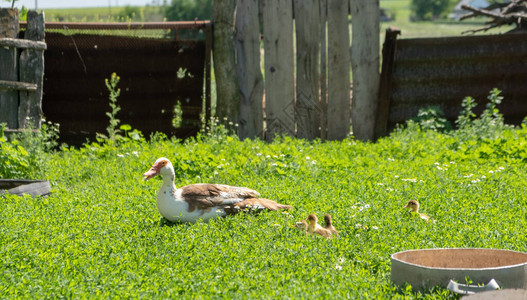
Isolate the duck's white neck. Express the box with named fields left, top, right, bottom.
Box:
left=161, top=173, right=177, bottom=190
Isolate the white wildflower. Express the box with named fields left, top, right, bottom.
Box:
left=402, top=178, right=417, bottom=183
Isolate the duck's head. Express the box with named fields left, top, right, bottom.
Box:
left=293, top=220, right=308, bottom=231
left=324, top=214, right=333, bottom=226
left=143, top=157, right=174, bottom=181
left=307, top=214, right=318, bottom=225
left=404, top=200, right=420, bottom=212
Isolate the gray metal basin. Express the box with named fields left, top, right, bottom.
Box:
left=391, top=248, right=527, bottom=291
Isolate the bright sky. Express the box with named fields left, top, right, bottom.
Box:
left=5, top=0, right=157, bottom=9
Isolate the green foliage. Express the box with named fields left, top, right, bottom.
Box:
left=96, top=73, right=142, bottom=144
left=0, top=120, right=59, bottom=179
left=454, top=88, right=512, bottom=141
left=410, top=106, right=451, bottom=132
left=165, top=0, right=213, bottom=21
left=411, top=0, right=453, bottom=20
left=0, top=124, right=29, bottom=179
left=172, top=101, right=183, bottom=129
left=118, top=5, right=141, bottom=20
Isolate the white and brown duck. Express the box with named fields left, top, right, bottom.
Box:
left=143, top=157, right=292, bottom=223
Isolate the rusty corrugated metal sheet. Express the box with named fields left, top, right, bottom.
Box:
left=33, top=23, right=210, bottom=146
left=383, top=32, right=527, bottom=133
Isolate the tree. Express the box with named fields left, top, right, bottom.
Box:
left=165, top=0, right=213, bottom=21
left=411, top=0, right=452, bottom=20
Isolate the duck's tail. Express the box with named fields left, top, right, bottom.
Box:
left=224, top=198, right=292, bottom=214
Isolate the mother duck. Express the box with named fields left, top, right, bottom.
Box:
left=143, top=157, right=292, bottom=223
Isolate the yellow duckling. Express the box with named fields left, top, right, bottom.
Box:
left=307, top=214, right=332, bottom=238
left=293, top=220, right=309, bottom=235
left=404, top=200, right=433, bottom=222
left=323, top=214, right=339, bottom=236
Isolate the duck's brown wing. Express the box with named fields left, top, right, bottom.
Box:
left=180, top=184, right=291, bottom=214
left=179, top=184, right=260, bottom=210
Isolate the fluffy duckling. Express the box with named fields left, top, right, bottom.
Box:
left=307, top=214, right=332, bottom=238
left=404, top=200, right=433, bottom=222
left=293, top=220, right=309, bottom=235
left=323, top=214, right=339, bottom=236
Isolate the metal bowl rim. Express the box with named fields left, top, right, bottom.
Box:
left=391, top=248, right=527, bottom=271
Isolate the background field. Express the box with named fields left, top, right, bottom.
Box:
left=38, top=0, right=514, bottom=38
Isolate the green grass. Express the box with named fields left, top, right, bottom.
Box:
left=380, top=0, right=514, bottom=38
left=40, top=5, right=165, bottom=22
left=1, top=115, right=527, bottom=297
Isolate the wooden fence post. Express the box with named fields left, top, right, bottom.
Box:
left=19, top=10, right=45, bottom=129
left=0, top=8, right=19, bottom=129
left=212, top=0, right=240, bottom=125
left=319, top=0, right=327, bottom=140
left=262, top=0, right=295, bottom=141
left=236, top=0, right=264, bottom=139
left=294, top=0, right=321, bottom=140
left=350, top=0, right=380, bottom=141
left=327, top=0, right=351, bottom=140
left=375, top=26, right=400, bottom=140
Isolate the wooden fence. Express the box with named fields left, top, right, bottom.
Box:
left=0, top=9, right=46, bottom=130
left=376, top=28, right=527, bottom=137
left=234, top=0, right=363, bottom=141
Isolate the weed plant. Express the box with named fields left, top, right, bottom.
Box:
left=1, top=91, right=526, bottom=298
left=0, top=119, right=59, bottom=179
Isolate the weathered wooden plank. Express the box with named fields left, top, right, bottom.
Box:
left=19, top=10, right=45, bottom=129
left=212, top=0, right=240, bottom=125
left=350, top=0, right=380, bottom=141
left=327, top=0, right=351, bottom=140
left=0, top=179, right=51, bottom=197
left=262, top=0, right=295, bottom=141
left=319, top=0, right=328, bottom=140
left=374, top=26, right=400, bottom=140
left=236, top=0, right=264, bottom=139
left=0, top=38, right=47, bottom=50
left=0, top=8, right=19, bottom=129
left=294, top=0, right=321, bottom=140
left=0, top=80, right=37, bottom=91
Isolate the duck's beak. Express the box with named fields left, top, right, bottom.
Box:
left=143, top=165, right=160, bottom=181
